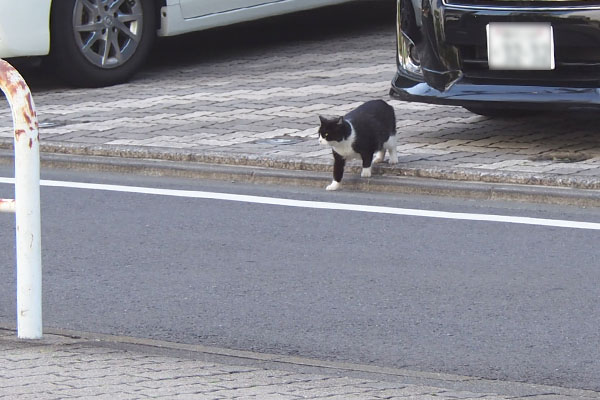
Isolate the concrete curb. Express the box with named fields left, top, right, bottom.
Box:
left=2, top=325, right=599, bottom=399
left=1, top=148, right=599, bottom=206
left=2, top=141, right=600, bottom=191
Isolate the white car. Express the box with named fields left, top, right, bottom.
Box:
left=0, top=0, right=356, bottom=87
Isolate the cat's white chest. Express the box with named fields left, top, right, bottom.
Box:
left=329, top=129, right=358, bottom=159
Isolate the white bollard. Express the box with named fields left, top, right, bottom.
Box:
left=0, top=59, right=42, bottom=339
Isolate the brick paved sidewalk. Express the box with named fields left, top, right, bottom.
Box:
left=1, top=8, right=599, bottom=193
left=2, top=328, right=599, bottom=400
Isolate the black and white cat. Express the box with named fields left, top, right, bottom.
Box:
left=318, top=100, right=397, bottom=191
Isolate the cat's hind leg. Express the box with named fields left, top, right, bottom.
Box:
left=385, top=135, right=398, bottom=164
left=360, top=152, right=374, bottom=178
left=373, top=149, right=386, bottom=163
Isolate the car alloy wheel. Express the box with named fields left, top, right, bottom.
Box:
left=49, top=0, right=155, bottom=87
left=73, top=0, right=144, bottom=69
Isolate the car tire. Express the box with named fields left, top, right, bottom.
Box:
left=463, top=106, right=538, bottom=118
left=48, top=0, right=156, bottom=87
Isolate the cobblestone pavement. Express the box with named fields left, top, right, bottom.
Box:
left=1, top=1, right=599, bottom=192
left=2, top=328, right=599, bottom=400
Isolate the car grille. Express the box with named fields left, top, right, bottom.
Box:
left=448, top=17, right=600, bottom=87
left=458, top=44, right=600, bottom=87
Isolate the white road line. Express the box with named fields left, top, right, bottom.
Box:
left=1, top=177, right=599, bottom=230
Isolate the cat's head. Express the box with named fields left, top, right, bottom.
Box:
left=318, top=115, right=347, bottom=145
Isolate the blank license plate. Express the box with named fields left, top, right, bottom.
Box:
left=487, top=23, right=555, bottom=70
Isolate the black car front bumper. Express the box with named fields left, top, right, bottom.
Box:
left=390, top=0, right=600, bottom=110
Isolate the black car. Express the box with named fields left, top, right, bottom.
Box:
left=389, top=0, right=600, bottom=116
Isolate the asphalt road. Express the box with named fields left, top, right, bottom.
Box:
left=1, top=167, right=599, bottom=391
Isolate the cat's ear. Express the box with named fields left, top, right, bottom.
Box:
left=335, top=116, right=344, bottom=126
left=318, top=115, right=328, bottom=125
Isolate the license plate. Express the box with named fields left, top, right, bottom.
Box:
left=487, top=23, right=555, bottom=70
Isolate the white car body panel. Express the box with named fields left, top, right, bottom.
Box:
left=0, top=0, right=51, bottom=58
left=159, top=0, right=357, bottom=36
left=180, top=0, right=267, bottom=19
left=0, top=0, right=356, bottom=58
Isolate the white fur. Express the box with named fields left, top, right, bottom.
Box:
left=384, top=135, right=398, bottom=164
left=326, top=180, right=341, bottom=191
left=322, top=122, right=360, bottom=160
left=361, top=167, right=372, bottom=178
left=373, top=150, right=385, bottom=163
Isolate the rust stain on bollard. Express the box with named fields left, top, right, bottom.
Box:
left=0, top=59, right=39, bottom=139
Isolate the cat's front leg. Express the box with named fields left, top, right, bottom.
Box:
left=326, top=181, right=341, bottom=191
left=360, top=152, right=374, bottom=178
left=327, top=151, right=345, bottom=191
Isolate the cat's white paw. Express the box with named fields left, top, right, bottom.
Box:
left=388, top=155, right=398, bottom=165
left=373, top=151, right=385, bottom=163
left=326, top=181, right=341, bottom=191
left=361, top=167, right=372, bottom=178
